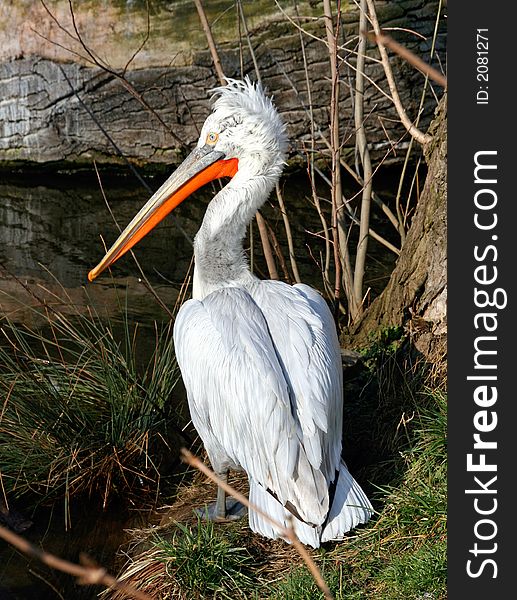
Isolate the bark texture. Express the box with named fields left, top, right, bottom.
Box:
left=0, top=0, right=446, bottom=168
left=349, top=94, right=447, bottom=360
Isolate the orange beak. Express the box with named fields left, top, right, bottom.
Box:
left=88, top=145, right=238, bottom=281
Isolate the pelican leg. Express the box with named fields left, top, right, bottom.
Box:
left=214, top=471, right=228, bottom=520
left=195, top=470, right=247, bottom=522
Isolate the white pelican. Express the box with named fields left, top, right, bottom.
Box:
left=88, top=77, right=373, bottom=547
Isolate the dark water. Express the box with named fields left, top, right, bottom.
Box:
left=0, top=166, right=402, bottom=597
left=0, top=499, right=148, bottom=600
left=0, top=167, right=399, bottom=325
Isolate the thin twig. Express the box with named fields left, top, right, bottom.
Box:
left=352, top=0, right=373, bottom=319
left=37, top=0, right=184, bottom=145
left=240, top=0, right=303, bottom=285
left=340, top=158, right=401, bottom=234
left=57, top=65, right=149, bottom=192
left=306, top=164, right=333, bottom=292
left=193, top=0, right=225, bottom=86
left=237, top=0, right=262, bottom=86
left=273, top=0, right=329, bottom=46
left=122, top=0, right=151, bottom=75
left=364, top=0, right=432, bottom=145
left=69, top=1, right=184, bottom=144
left=271, top=0, right=395, bottom=106
left=270, top=51, right=401, bottom=238
left=295, top=0, right=331, bottom=292
left=265, top=221, right=292, bottom=282
left=193, top=0, right=278, bottom=281
left=314, top=167, right=400, bottom=255
left=256, top=212, right=279, bottom=280
left=67, top=0, right=111, bottom=69
left=364, top=30, right=447, bottom=88
left=323, top=0, right=357, bottom=321
left=275, top=184, right=301, bottom=283
left=393, top=0, right=445, bottom=243
left=235, top=0, right=282, bottom=280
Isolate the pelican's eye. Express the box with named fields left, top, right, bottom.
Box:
left=206, top=132, right=219, bottom=145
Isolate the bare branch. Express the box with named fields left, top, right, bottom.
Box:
left=39, top=0, right=83, bottom=45
left=67, top=0, right=111, bottom=71
left=276, top=183, right=302, bottom=283
left=56, top=65, right=149, bottom=192
left=38, top=0, right=184, bottom=145
left=269, top=50, right=401, bottom=241
left=294, top=0, right=332, bottom=292
left=365, top=30, right=447, bottom=89
left=314, top=167, right=400, bottom=256
left=239, top=1, right=289, bottom=280
left=364, top=0, right=432, bottom=145
left=237, top=0, right=262, bottom=85
left=322, top=0, right=358, bottom=321
left=393, top=0, right=446, bottom=241
left=273, top=0, right=329, bottom=47
left=264, top=221, right=292, bottom=282
left=352, top=0, right=373, bottom=317
left=122, top=0, right=151, bottom=75
left=256, top=212, right=279, bottom=280
left=193, top=0, right=226, bottom=86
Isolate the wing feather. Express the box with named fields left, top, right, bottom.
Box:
left=247, top=280, right=343, bottom=479
left=173, top=282, right=343, bottom=525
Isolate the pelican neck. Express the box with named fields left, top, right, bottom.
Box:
left=192, top=173, right=275, bottom=299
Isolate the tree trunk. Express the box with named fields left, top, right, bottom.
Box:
left=348, top=94, right=447, bottom=361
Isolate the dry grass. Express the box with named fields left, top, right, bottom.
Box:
left=105, top=338, right=446, bottom=600
left=106, top=468, right=315, bottom=599
left=0, top=303, right=185, bottom=514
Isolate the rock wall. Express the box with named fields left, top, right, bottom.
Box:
left=0, top=0, right=446, bottom=169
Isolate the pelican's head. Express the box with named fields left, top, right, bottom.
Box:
left=88, top=77, right=287, bottom=282
left=199, top=77, right=287, bottom=178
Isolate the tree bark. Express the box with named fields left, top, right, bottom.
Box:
left=348, top=94, right=447, bottom=361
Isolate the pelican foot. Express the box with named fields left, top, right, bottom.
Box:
left=195, top=498, right=248, bottom=522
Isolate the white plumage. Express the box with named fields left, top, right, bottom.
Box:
left=89, top=77, right=373, bottom=548
left=175, top=279, right=372, bottom=547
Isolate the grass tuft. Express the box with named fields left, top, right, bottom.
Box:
left=0, top=306, right=184, bottom=511
left=154, top=518, right=256, bottom=598
left=375, top=540, right=447, bottom=600
left=107, top=515, right=260, bottom=599
left=112, top=349, right=447, bottom=599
